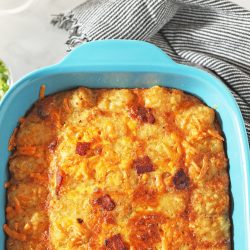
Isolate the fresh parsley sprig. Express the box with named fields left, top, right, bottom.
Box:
left=0, top=60, right=10, bottom=99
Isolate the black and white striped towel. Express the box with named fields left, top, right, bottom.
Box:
left=52, top=0, right=250, bottom=142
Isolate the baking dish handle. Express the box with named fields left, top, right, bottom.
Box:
left=58, top=40, right=175, bottom=68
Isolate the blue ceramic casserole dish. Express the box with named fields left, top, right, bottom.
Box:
left=0, top=40, right=249, bottom=249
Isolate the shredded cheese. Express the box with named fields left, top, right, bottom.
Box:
left=39, top=85, right=46, bottom=99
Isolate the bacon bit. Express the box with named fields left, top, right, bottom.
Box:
left=173, top=169, right=190, bottom=190
left=8, top=128, right=18, bottom=151
left=56, top=170, right=66, bottom=196
left=129, top=105, right=155, bottom=124
left=133, top=156, right=154, bottom=175
left=94, top=194, right=116, bottom=211
left=77, top=218, right=83, bottom=224
left=48, top=139, right=58, bottom=153
left=39, top=85, right=46, bottom=100
left=63, top=98, right=71, bottom=113
left=105, top=234, right=127, bottom=250
left=3, top=224, right=26, bottom=241
left=17, top=145, right=36, bottom=156
left=76, top=142, right=91, bottom=156
left=4, top=182, right=10, bottom=188
left=207, top=129, right=224, bottom=141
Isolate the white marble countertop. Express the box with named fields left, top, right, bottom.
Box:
left=0, top=0, right=249, bottom=82
left=0, top=0, right=84, bottom=82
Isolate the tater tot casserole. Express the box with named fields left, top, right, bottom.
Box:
left=4, top=86, right=230, bottom=249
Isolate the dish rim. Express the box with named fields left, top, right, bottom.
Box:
left=0, top=39, right=249, bottom=249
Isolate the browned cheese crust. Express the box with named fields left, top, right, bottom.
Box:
left=5, top=86, right=230, bottom=250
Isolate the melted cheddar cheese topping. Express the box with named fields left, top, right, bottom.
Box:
left=5, top=86, right=230, bottom=249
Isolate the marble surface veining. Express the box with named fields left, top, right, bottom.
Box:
left=0, top=0, right=249, bottom=82
left=0, top=0, right=84, bottom=82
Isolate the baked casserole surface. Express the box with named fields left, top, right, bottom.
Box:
left=4, top=86, right=230, bottom=249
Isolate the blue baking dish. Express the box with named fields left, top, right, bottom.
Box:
left=0, top=40, right=249, bottom=249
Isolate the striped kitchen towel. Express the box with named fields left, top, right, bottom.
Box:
left=52, top=0, right=250, bottom=142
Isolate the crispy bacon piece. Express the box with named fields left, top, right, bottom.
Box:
left=129, top=105, right=155, bottom=124
left=173, top=169, right=190, bottom=190
left=56, top=170, right=65, bottom=196
left=105, top=234, right=127, bottom=250
left=133, top=156, right=154, bottom=174
left=76, top=142, right=91, bottom=156
left=77, top=218, right=83, bottom=224
left=48, top=139, right=58, bottom=153
left=94, top=194, right=116, bottom=211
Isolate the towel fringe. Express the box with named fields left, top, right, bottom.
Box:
left=51, top=14, right=92, bottom=50
left=51, top=13, right=75, bottom=31
left=66, top=32, right=90, bottom=51
left=67, top=22, right=92, bottom=51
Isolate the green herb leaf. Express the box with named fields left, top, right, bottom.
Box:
left=0, top=60, right=10, bottom=99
